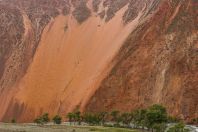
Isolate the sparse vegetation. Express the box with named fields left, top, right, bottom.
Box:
left=67, top=112, right=75, bottom=125
left=132, top=109, right=147, bottom=129
left=120, top=112, right=133, bottom=127
left=111, top=110, right=122, bottom=125
left=31, top=104, right=193, bottom=132
left=191, top=117, right=198, bottom=124
left=74, top=111, right=82, bottom=125
left=83, top=112, right=100, bottom=125
left=34, top=113, right=50, bottom=125
left=167, top=122, right=190, bottom=132
left=52, top=115, right=62, bottom=124
left=11, top=119, right=16, bottom=123
left=98, top=112, right=108, bottom=125
left=145, top=104, right=168, bottom=131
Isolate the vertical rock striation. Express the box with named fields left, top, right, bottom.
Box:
left=0, top=0, right=197, bottom=122
left=86, top=0, right=198, bottom=121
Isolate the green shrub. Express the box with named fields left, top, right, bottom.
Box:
left=74, top=111, right=82, bottom=125
left=34, top=113, right=50, bottom=125
left=132, top=109, right=147, bottom=129
left=42, top=113, right=50, bottom=123
left=110, top=110, right=120, bottom=123
left=120, top=112, right=133, bottom=126
left=52, top=115, right=62, bottom=124
left=167, top=122, right=190, bottom=132
left=11, top=119, right=16, bottom=123
left=192, top=118, right=198, bottom=124
left=152, top=123, right=167, bottom=132
left=34, top=118, right=44, bottom=125
left=66, top=112, right=75, bottom=125
left=98, top=112, right=108, bottom=125
left=82, top=113, right=100, bottom=125
left=145, top=104, right=168, bottom=130
left=66, top=111, right=83, bottom=125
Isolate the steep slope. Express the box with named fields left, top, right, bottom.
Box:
left=0, top=0, right=69, bottom=121
left=86, top=0, right=198, bottom=121
left=0, top=0, right=197, bottom=122
left=0, top=0, right=159, bottom=122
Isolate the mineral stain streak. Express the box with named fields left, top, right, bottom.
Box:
left=0, top=0, right=197, bottom=122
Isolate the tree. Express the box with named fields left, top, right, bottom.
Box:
left=34, top=118, right=44, bottom=125
left=67, top=112, right=75, bottom=125
left=42, top=113, right=50, bottom=123
left=52, top=115, right=62, bottom=124
left=110, top=110, right=122, bottom=127
left=98, top=112, right=108, bottom=125
left=34, top=113, right=50, bottom=125
left=11, top=119, right=16, bottom=123
left=111, top=110, right=120, bottom=123
left=167, top=122, right=190, bottom=132
left=74, top=111, right=82, bottom=125
left=82, top=113, right=100, bottom=125
left=145, top=104, right=168, bottom=131
left=152, top=123, right=167, bottom=132
left=192, top=118, right=198, bottom=124
left=120, top=112, right=133, bottom=127
left=132, top=109, right=147, bottom=129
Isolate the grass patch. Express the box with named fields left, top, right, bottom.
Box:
left=87, top=126, right=138, bottom=132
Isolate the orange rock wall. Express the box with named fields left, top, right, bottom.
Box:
left=0, top=0, right=197, bottom=122
left=86, top=0, right=198, bottom=121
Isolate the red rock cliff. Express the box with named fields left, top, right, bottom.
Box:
left=86, top=0, right=198, bottom=121
left=0, top=0, right=197, bottom=122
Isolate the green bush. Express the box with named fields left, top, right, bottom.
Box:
left=98, top=112, right=108, bottom=125
left=34, top=113, right=50, bottom=125
left=167, top=122, right=190, bottom=132
left=110, top=110, right=120, bottom=123
left=34, top=118, right=44, bottom=125
left=152, top=123, right=167, bottom=132
left=145, top=104, right=168, bottom=130
left=82, top=113, right=100, bottom=125
left=11, top=119, right=16, bottom=123
left=132, top=109, right=147, bottom=129
left=42, top=113, right=50, bottom=123
left=52, top=115, right=62, bottom=124
left=66, top=111, right=83, bottom=125
left=120, top=112, right=133, bottom=126
left=192, top=118, right=198, bottom=124
left=74, top=111, right=82, bottom=125
left=66, top=112, right=75, bottom=125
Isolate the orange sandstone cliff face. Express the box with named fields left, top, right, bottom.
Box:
left=0, top=0, right=197, bottom=122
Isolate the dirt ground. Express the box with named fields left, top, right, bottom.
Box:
left=0, top=123, right=138, bottom=132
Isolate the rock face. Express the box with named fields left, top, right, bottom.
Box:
left=0, top=0, right=197, bottom=122
left=86, top=0, right=198, bottom=121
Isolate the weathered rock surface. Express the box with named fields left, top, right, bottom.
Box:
left=86, top=0, right=198, bottom=121
left=0, top=0, right=197, bottom=122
